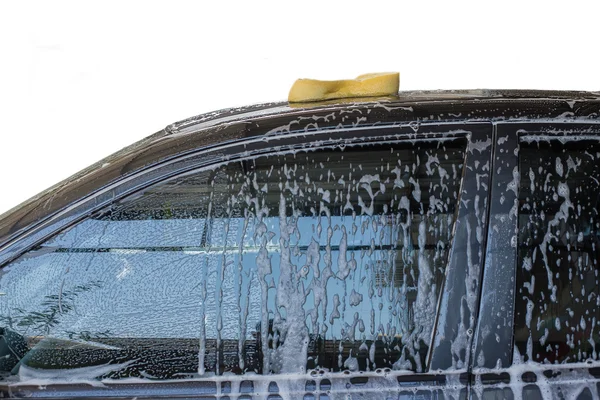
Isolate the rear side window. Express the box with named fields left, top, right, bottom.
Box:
left=515, top=137, right=600, bottom=363
left=0, top=138, right=466, bottom=382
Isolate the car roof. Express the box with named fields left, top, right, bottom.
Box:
left=1, top=89, right=599, bottom=250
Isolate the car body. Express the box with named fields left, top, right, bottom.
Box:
left=0, top=89, right=599, bottom=399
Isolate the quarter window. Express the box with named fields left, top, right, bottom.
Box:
left=0, top=139, right=466, bottom=381
left=515, top=137, right=600, bottom=363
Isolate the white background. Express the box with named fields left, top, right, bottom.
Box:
left=0, top=0, right=598, bottom=215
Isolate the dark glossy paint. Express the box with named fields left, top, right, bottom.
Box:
left=1, top=89, right=600, bottom=399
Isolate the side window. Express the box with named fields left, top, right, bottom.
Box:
left=515, top=138, right=600, bottom=363
left=0, top=138, right=467, bottom=381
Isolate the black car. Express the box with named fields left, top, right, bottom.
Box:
left=0, top=90, right=599, bottom=399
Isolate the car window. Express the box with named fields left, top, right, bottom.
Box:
left=514, top=137, right=600, bottom=364
left=0, top=138, right=466, bottom=382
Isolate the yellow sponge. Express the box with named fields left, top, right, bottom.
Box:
left=288, top=72, right=399, bottom=103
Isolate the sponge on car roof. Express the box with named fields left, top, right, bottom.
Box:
left=288, top=72, right=399, bottom=103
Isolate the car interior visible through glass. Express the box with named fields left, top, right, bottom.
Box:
left=0, top=139, right=467, bottom=381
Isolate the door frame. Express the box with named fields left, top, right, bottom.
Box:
left=1, top=121, right=494, bottom=399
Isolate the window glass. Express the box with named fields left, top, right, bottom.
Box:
left=515, top=137, right=600, bottom=363
left=0, top=139, right=466, bottom=381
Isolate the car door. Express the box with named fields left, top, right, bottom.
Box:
left=0, top=121, right=492, bottom=399
left=472, top=122, right=600, bottom=399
